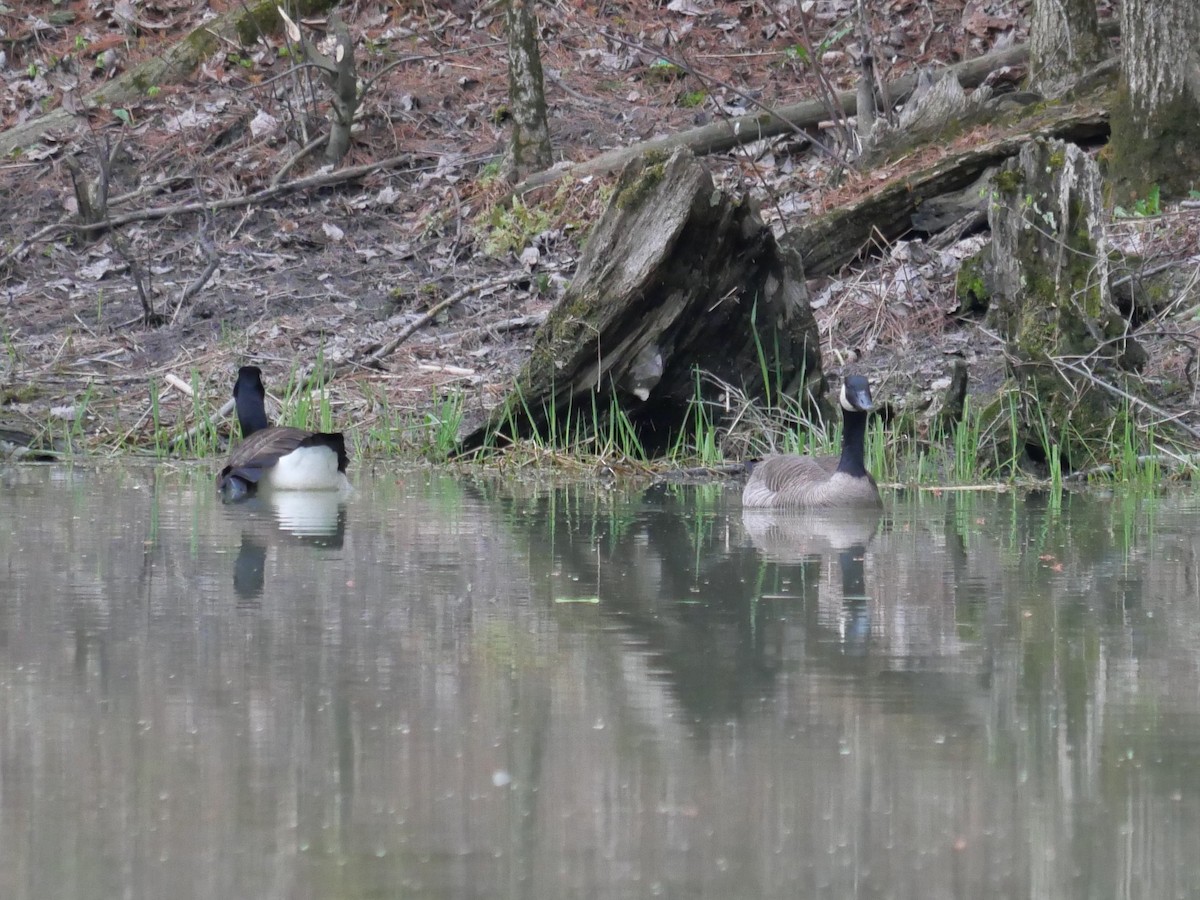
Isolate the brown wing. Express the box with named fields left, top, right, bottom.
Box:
left=743, top=454, right=879, bottom=509
left=217, top=427, right=347, bottom=491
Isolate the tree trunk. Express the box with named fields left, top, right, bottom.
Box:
left=459, top=149, right=823, bottom=456
left=503, top=0, right=552, bottom=183
left=1107, top=0, right=1200, bottom=201
left=1029, top=0, right=1105, bottom=96
left=988, top=139, right=1142, bottom=469
left=322, top=17, right=358, bottom=165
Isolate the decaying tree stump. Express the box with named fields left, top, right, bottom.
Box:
left=459, top=148, right=823, bottom=456
left=987, top=138, right=1143, bottom=468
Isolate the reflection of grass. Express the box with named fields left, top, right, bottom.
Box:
left=476, top=621, right=542, bottom=671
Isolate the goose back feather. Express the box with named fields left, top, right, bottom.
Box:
left=742, top=455, right=880, bottom=509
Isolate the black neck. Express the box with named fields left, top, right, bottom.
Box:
left=235, top=386, right=271, bottom=437
left=837, top=408, right=870, bottom=477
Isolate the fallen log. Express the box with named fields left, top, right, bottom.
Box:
left=515, top=21, right=1119, bottom=196
left=788, top=99, right=1112, bottom=279
left=459, top=148, right=824, bottom=456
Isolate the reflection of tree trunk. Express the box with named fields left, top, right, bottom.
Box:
left=1107, top=0, right=1200, bottom=200
left=506, top=673, right=550, bottom=895
left=503, top=0, right=552, bottom=183
left=1029, top=0, right=1104, bottom=96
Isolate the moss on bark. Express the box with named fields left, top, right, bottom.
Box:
left=987, top=139, right=1143, bottom=469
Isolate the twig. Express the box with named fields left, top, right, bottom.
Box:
left=883, top=483, right=1013, bottom=492
left=1065, top=451, right=1200, bottom=481
left=546, top=70, right=613, bottom=110
left=271, top=134, right=326, bottom=186
left=169, top=397, right=235, bottom=451
left=602, top=30, right=840, bottom=161
left=110, top=232, right=159, bottom=326
left=164, top=373, right=195, bottom=396
left=364, top=272, right=530, bottom=366
left=170, top=211, right=219, bottom=325
left=795, top=6, right=853, bottom=162
left=1055, top=358, right=1200, bottom=442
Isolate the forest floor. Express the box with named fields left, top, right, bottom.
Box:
left=3, top=0, right=1197, bottom=473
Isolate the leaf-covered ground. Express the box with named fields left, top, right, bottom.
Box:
left=7, top=0, right=1197, bottom=469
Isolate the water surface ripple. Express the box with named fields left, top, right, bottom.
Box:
left=2, top=466, right=1199, bottom=899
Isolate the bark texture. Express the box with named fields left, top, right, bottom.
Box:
left=788, top=99, right=1110, bottom=278
left=321, top=18, right=358, bottom=164
left=1107, top=0, right=1200, bottom=200
left=1029, top=0, right=1105, bottom=96
left=988, top=139, right=1142, bottom=469
left=503, top=0, right=552, bottom=183
left=460, top=149, right=823, bottom=456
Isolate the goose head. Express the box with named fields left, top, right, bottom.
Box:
left=839, top=374, right=873, bottom=414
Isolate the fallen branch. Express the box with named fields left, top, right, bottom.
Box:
left=1065, top=452, right=1200, bottom=481
left=363, top=272, right=530, bottom=366
left=164, top=373, right=195, bottom=396
left=0, top=153, right=423, bottom=272
left=169, top=396, right=235, bottom=452
left=513, top=20, right=1120, bottom=195
left=1055, top=358, right=1200, bottom=443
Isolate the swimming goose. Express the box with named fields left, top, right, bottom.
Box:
left=742, top=374, right=882, bottom=509
left=216, top=366, right=350, bottom=502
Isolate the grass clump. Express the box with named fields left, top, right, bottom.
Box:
left=480, top=196, right=551, bottom=257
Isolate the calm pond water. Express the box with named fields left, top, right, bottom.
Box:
left=2, top=465, right=1200, bottom=899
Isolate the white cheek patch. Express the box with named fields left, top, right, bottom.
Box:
left=839, top=383, right=854, bottom=411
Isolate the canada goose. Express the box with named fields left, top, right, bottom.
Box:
left=742, top=374, right=882, bottom=509
left=216, top=366, right=350, bottom=502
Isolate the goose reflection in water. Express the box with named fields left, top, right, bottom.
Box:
left=225, top=490, right=348, bottom=602
left=742, top=508, right=882, bottom=652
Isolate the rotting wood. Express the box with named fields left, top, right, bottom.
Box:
left=787, top=102, right=1111, bottom=279
left=512, top=20, right=1120, bottom=195
left=988, top=139, right=1148, bottom=469
left=458, top=148, right=824, bottom=457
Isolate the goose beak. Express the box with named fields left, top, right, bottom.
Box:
left=844, top=381, right=873, bottom=412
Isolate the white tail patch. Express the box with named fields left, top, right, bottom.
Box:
left=267, top=445, right=349, bottom=491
